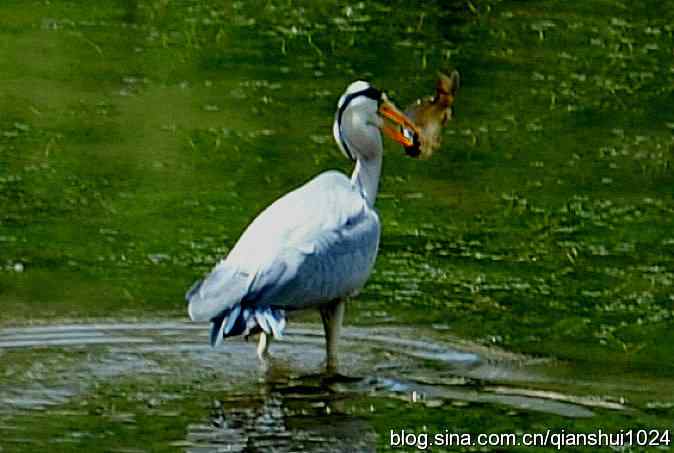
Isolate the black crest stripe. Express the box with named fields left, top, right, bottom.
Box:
left=337, top=86, right=382, bottom=160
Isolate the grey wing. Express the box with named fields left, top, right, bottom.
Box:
left=186, top=261, right=251, bottom=321
left=245, top=205, right=380, bottom=309
left=187, top=171, right=378, bottom=320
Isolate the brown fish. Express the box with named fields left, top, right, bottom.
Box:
left=404, top=70, right=460, bottom=158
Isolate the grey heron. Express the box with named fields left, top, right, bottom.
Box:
left=186, top=81, right=420, bottom=374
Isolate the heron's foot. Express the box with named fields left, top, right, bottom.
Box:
left=326, top=356, right=338, bottom=376
left=257, top=332, right=272, bottom=361
left=320, top=300, right=345, bottom=377
left=257, top=356, right=272, bottom=374
left=294, top=370, right=362, bottom=386
left=321, top=357, right=362, bottom=383
left=321, top=372, right=363, bottom=385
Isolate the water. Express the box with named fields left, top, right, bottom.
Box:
left=1, top=0, right=673, bottom=450
left=2, top=320, right=670, bottom=451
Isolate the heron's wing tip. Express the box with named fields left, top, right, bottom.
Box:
left=209, top=314, right=226, bottom=347
left=185, top=278, right=203, bottom=303
left=207, top=305, right=288, bottom=346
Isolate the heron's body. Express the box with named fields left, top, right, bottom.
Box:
left=188, top=170, right=380, bottom=320
left=187, top=81, right=419, bottom=373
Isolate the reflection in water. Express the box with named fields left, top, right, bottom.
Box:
left=1, top=320, right=669, bottom=450
left=185, top=374, right=376, bottom=453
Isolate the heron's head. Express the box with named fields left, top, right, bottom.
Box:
left=333, top=81, right=420, bottom=162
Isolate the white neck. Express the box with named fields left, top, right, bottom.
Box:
left=351, top=154, right=382, bottom=206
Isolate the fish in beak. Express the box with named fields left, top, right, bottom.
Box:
left=404, top=70, right=460, bottom=158
left=378, top=94, right=422, bottom=155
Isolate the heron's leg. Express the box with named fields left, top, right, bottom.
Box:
left=257, top=332, right=272, bottom=361
left=319, top=299, right=345, bottom=374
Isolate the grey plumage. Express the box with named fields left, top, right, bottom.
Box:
left=187, top=171, right=380, bottom=344
left=186, top=80, right=419, bottom=371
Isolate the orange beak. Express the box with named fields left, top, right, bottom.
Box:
left=378, top=96, right=420, bottom=148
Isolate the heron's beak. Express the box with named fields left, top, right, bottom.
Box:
left=379, top=97, right=420, bottom=148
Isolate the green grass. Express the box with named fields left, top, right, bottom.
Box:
left=1, top=3, right=674, bottom=445
left=2, top=0, right=674, bottom=365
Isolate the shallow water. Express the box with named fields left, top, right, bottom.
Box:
left=1, top=0, right=674, bottom=450
left=1, top=321, right=673, bottom=451
left=0, top=321, right=644, bottom=451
